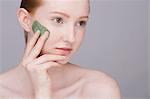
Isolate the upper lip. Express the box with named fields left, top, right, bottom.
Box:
left=56, top=47, right=73, bottom=51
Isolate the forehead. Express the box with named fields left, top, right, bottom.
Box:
left=40, top=0, right=89, bottom=15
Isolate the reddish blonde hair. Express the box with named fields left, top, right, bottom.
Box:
left=20, top=0, right=42, bottom=43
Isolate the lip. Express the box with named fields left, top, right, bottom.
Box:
left=56, top=48, right=72, bottom=51
left=55, top=47, right=72, bottom=56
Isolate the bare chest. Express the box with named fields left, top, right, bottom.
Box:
left=51, top=78, right=85, bottom=99
left=0, top=78, right=86, bottom=99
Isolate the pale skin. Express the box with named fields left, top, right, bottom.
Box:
left=0, top=0, right=121, bottom=99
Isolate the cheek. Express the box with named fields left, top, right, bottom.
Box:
left=44, top=25, right=62, bottom=46
left=74, top=31, right=85, bottom=49
left=77, top=30, right=85, bottom=42
left=41, top=32, right=60, bottom=54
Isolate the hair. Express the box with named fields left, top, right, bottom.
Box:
left=20, top=0, right=42, bottom=14
left=20, top=0, right=42, bottom=43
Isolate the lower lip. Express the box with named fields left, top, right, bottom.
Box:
left=55, top=48, right=72, bottom=56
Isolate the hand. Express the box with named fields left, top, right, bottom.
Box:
left=20, top=31, right=65, bottom=99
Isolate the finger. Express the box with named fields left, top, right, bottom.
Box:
left=31, top=54, right=66, bottom=65
left=37, top=61, right=60, bottom=70
left=24, top=31, right=40, bottom=57
left=27, top=61, right=60, bottom=71
left=29, top=31, right=49, bottom=59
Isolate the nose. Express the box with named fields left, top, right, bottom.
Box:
left=62, top=25, right=75, bottom=43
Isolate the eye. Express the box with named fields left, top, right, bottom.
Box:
left=51, top=17, right=64, bottom=24
left=77, top=21, right=87, bottom=27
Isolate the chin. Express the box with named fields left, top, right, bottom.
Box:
left=57, top=54, right=72, bottom=65
left=57, top=59, right=69, bottom=65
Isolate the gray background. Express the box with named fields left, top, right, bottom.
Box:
left=0, top=0, right=149, bottom=99
left=148, top=0, right=150, bottom=97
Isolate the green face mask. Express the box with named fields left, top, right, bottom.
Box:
left=32, top=20, right=50, bottom=36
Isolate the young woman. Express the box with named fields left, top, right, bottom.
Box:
left=0, top=0, right=121, bottom=98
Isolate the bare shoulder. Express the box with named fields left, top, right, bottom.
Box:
left=0, top=68, right=23, bottom=98
left=78, top=67, right=121, bottom=99
left=0, top=72, right=14, bottom=98
left=0, top=83, right=17, bottom=98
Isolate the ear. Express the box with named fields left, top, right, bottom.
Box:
left=17, top=8, right=32, bottom=33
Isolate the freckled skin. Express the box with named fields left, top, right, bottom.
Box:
left=32, top=20, right=50, bottom=36
left=0, top=0, right=121, bottom=98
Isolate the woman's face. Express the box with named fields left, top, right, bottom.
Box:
left=29, top=0, right=89, bottom=63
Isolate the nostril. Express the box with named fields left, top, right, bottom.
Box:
left=63, top=33, right=75, bottom=43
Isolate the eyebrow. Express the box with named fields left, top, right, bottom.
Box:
left=79, top=16, right=89, bottom=19
left=50, top=11, right=89, bottom=19
left=50, top=11, right=70, bottom=18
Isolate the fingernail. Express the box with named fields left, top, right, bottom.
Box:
left=40, top=29, right=50, bottom=36
left=36, top=30, right=40, bottom=34
left=63, top=56, right=66, bottom=58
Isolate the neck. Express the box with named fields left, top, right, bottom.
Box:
left=15, top=63, right=71, bottom=93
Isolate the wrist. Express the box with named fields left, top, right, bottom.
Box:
left=34, top=90, right=51, bottom=99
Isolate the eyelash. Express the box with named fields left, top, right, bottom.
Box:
left=51, top=17, right=87, bottom=27
left=51, top=17, right=64, bottom=24
left=76, top=21, right=87, bottom=27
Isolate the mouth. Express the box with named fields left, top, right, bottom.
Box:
left=55, top=47, right=73, bottom=56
